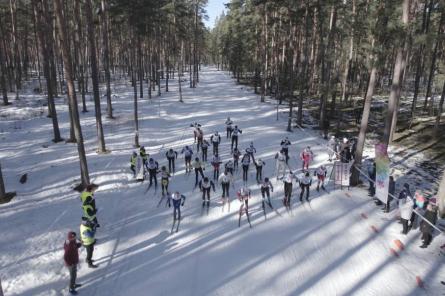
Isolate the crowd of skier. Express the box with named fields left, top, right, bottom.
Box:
left=62, top=116, right=444, bottom=294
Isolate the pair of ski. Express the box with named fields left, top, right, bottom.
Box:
left=171, top=217, right=181, bottom=234
left=262, top=200, right=282, bottom=219
left=238, top=209, right=252, bottom=228
left=201, top=201, right=210, bottom=216
left=157, top=193, right=169, bottom=208
left=144, top=183, right=157, bottom=195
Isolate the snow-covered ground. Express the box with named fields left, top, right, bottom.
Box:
left=1, top=67, right=444, bottom=296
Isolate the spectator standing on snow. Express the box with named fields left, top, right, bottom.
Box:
left=80, top=220, right=98, bottom=268
left=399, top=187, right=414, bottom=235
left=64, top=231, right=82, bottom=294
left=420, top=199, right=438, bottom=248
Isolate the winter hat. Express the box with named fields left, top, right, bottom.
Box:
left=403, top=183, right=410, bottom=190
left=67, top=231, right=76, bottom=240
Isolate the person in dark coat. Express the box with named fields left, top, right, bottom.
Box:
left=64, top=231, right=82, bottom=294
left=420, top=202, right=438, bottom=248
left=385, top=176, right=395, bottom=213
left=368, top=162, right=376, bottom=197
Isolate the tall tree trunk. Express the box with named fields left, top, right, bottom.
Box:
left=179, top=40, right=184, bottom=103
left=131, top=30, right=140, bottom=147
left=435, top=79, right=445, bottom=129
left=438, top=171, right=445, bottom=217
left=54, top=0, right=90, bottom=186
left=34, top=0, right=63, bottom=142
left=0, top=162, right=6, bottom=198
left=382, top=0, right=410, bottom=147
left=351, top=60, right=377, bottom=185
left=341, top=0, right=355, bottom=103
left=424, top=10, right=445, bottom=115
left=101, top=0, right=113, bottom=118
left=0, top=40, right=9, bottom=105
left=9, top=0, right=20, bottom=100
left=85, top=0, right=106, bottom=153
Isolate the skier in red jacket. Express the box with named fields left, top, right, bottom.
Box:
left=64, top=231, right=82, bottom=294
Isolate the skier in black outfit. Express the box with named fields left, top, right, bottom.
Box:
left=210, top=131, right=221, bottom=155
left=233, top=148, right=241, bottom=171
left=368, top=162, right=376, bottom=197
left=241, top=153, right=250, bottom=183
left=280, top=137, right=291, bottom=164
left=192, top=157, right=205, bottom=187
left=231, top=126, right=242, bottom=151
left=225, top=117, right=233, bottom=138
left=255, top=159, right=265, bottom=183
left=283, top=171, right=296, bottom=207
left=181, top=146, right=193, bottom=173
left=260, top=177, right=274, bottom=209
left=299, top=171, right=312, bottom=201
left=225, top=160, right=234, bottom=175
left=165, top=149, right=178, bottom=173
left=147, top=158, right=159, bottom=189
left=211, top=153, right=222, bottom=181
left=196, top=127, right=204, bottom=152
left=245, top=142, right=257, bottom=163
left=160, top=166, right=171, bottom=196
left=199, top=177, right=216, bottom=204
left=201, top=139, right=210, bottom=162
left=420, top=202, right=438, bottom=248
left=219, top=170, right=233, bottom=204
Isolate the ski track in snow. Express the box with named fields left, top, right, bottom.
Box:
left=0, top=67, right=444, bottom=296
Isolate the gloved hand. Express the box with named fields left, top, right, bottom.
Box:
left=181, top=202, right=185, bottom=206
left=168, top=202, right=171, bottom=208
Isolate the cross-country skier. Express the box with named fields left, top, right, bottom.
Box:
left=160, top=166, right=171, bottom=196
left=280, top=137, right=291, bottom=163
left=210, top=131, right=221, bottom=155
left=196, top=127, right=204, bottom=152
left=130, top=152, right=137, bottom=177
left=255, top=158, right=265, bottom=183
left=233, top=148, right=241, bottom=171
left=211, top=153, right=222, bottom=181
left=219, top=170, right=234, bottom=212
left=245, top=142, right=257, bottom=163
left=275, top=150, right=287, bottom=180
left=231, top=125, right=242, bottom=151
left=80, top=220, right=98, bottom=268
left=225, top=159, right=234, bottom=175
left=241, top=153, right=250, bottom=183
left=181, top=145, right=194, bottom=173
left=147, top=158, right=160, bottom=190
left=300, top=146, right=314, bottom=170
left=140, top=146, right=149, bottom=169
left=199, top=177, right=216, bottom=205
left=192, top=157, right=205, bottom=187
left=201, top=139, right=210, bottom=162
left=327, top=136, right=337, bottom=161
left=165, top=149, right=178, bottom=173
left=237, top=186, right=252, bottom=228
left=283, top=171, right=297, bottom=208
left=260, top=177, right=274, bottom=210
left=168, top=191, right=186, bottom=221
left=225, top=117, right=233, bottom=138
left=315, top=165, right=327, bottom=192
left=299, top=171, right=312, bottom=202
left=191, top=122, right=201, bottom=143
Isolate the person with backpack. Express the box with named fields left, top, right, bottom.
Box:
left=160, top=166, right=171, bottom=196
left=64, top=231, right=82, bottom=294
left=130, top=151, right=137, bottom=177
left=199, top=177, right=216, bottom=205
left=241, top=153, right=250, bottom=183
left=219, top=170, right=234, bottom=212
left=237, top=187, right=252, bottom=228
left=201, top=139, right=210, bottom=162
left=315, top=165, right=327, bottom=192
left=168, top=191, right=186, bottom=221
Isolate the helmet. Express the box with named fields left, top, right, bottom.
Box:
left=195, top=157, right=199, bottom=161
left=235, top=125, right=238, bottom=128
left=67, top=231, right=76, bottom=240
left=305, top=172, right=310, bottom=177
left=149, top=158, right=154, bottom=162
left=265, top=177, right=269, bottom=182
left=132, top=151, right=137, bottom=156
left=169, top=148, right=173, bottom=152
left=140, top=146, right=145, bottom=150
left=185, top=145, right=189, bottom=149
left=204, top=177, right=209, bottom=182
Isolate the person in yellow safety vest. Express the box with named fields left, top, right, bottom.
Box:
left=140, top=146, right=149, bottom=169
left=80, top=185, right=99, bottom=227
left=80, top=220, right=98, bottom=268
left=130, top=151, right=137, bottom=177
